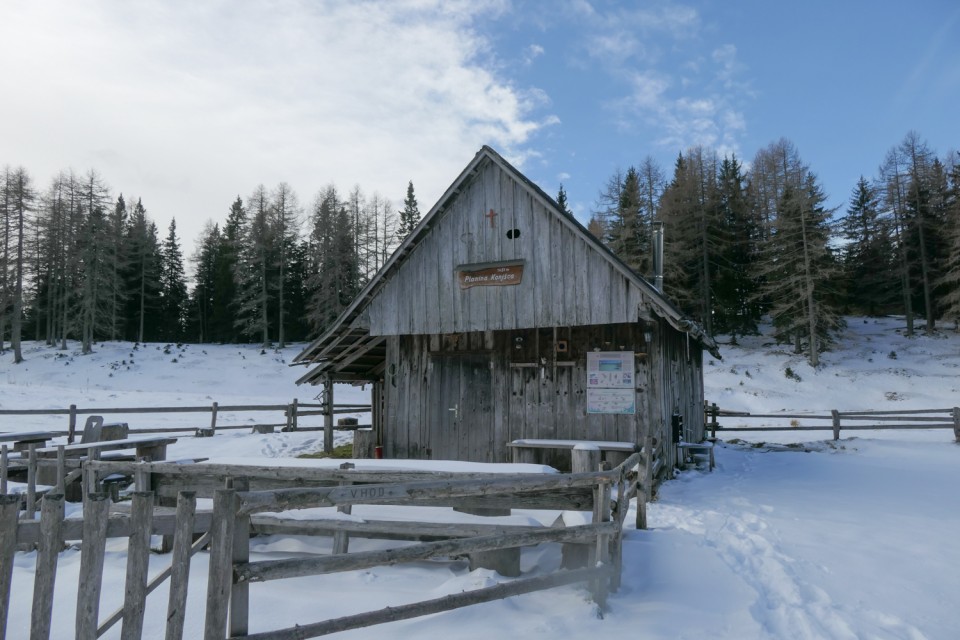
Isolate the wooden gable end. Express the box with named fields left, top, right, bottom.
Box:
left=367, top=156, right=651, bottom=336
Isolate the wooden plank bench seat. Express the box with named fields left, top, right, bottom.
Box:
left=35, top=435, right=178, bottom=462
left=507, top=439, right=640, bottom=466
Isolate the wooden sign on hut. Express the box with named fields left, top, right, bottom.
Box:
left=294, top=146, right=719, bottom=470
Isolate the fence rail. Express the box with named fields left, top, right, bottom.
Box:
left=0, top=400, right=372, bottom=451
left=703, top=402, right=960, bottom=442
left=0, top=451, right=647, bottom=639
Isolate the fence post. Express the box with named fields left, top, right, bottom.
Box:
left=229, top=480, right=250, bottom=638
left=0, top=445, right=7, bottom=495
left=0, top=495, right=21, bottom=640
left=832, top=410, right=841, bottom=441
left=953, top=407, right=960, bottom=443
left=56, top=445, right=67, bottom=495
left=76, top=494, right=111, bottom=640
left=31, top=493, right=65, bottom=640
left=291, top=398, right=299, bottom=431
left=166, top=491, right=197, bottom=640
left=324, top=378, right=334, bottom=454
left=204, top=488, right=237, bottom=640
left=592, top=462, right=612, bottom=609
left=120, top=492, right=155, bottom=640
left=333, top=463, right=355, bottom=555
left=68, top=404, right=78, bottom=444
left=210, top=402, right=219, bottom=434
left=26, top=444, right=38, bottom=519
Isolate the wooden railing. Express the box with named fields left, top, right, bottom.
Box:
left=0, top=400, right=371, bottom=449
left=0, top=453, right=647, bottom=639
left=703, top=402, right=960, bottom=442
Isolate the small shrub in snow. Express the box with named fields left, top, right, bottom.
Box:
left=888, top=350, right=897, bottom=360
left=784, top=367, right=801, bottom=382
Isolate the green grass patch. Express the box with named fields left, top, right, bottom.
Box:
left=298, top=443, right=353, bottom=459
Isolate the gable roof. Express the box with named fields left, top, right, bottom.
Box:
left=293, top=146, right=719, bottom=384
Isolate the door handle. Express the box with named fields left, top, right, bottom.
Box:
left=448, top=404, right=459, bottom=419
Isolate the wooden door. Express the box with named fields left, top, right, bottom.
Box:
left=428, top=354, right=493, bottom=462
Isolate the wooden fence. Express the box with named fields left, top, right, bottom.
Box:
left=0, top=451, right=648, bottom=639
left=704, top=402, right=960, bottom=442
left=0, top=400, right=372, bottom=451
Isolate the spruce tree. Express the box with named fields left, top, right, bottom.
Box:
left=712, top=155, right=761, bottom=339
left=556, top=184, right=571, bottom=215
left=839, top=177, right=898, bottom=315
left=397, top=181, right=420, bottom=240
left=159, top=218, right=188, bottom=341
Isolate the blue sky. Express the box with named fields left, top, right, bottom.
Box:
left=1, top=0, right=957, bottom=256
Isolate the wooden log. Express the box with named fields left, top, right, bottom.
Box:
left=30, top=494, right=65, bottom=640
left=229, top=480, right=250, bottom=638
left=204, top=489, right=237, bottom=640
left=0, top=495, right=21, bottom=639
left=237, top=470, right=615, bottom=515
left=119, top=492, right=154, bottom=640
left=352, top=429, right=376, bottom=459
left=250, top=516, right=544, bottom=541
left=166, top=491, right=197, bottom=640
left=76, top=494, right=110, bottom=640
left=236, top=522, right=617, bottom=584
left=241, top=565, right=615, bottom=640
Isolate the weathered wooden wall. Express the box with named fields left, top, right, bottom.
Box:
left=381, top=323, right=669, bottom=465
left=366, top=158, right=651, bottom=335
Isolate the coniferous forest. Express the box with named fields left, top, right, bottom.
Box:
left=1, top=132, right=958, bottom=366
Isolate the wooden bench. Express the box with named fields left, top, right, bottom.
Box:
left=507, top=439, right=640, bottom=468
left=677, top=441, right=715, bottom=471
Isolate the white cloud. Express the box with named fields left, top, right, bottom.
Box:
left=0, top=0, right=547, bottom=252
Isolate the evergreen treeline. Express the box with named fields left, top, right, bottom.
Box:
left=0, top=168, right=421, bottom=358
left=587, top=132, right=960, bottom=366
left=3, top=131, right=958, bottom=368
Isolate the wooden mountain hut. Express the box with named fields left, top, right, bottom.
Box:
left=293, top=146, right=719, bottom=470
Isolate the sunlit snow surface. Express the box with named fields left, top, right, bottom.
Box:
left=1, top=317, right=958, bottom=639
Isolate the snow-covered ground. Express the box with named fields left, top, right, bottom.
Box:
left=1, top=317, right=958, bottom=639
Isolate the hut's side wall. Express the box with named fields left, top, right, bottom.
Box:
left=367, top=159, right=650, bottom=336
left=382, top=323, right=657, bottom=465
left=647, top=318, right=706, bottom=468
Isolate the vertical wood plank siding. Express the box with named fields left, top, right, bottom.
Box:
left=367, top=159, right=648, bottom=335
left=381, top=323, right=703, bottom=464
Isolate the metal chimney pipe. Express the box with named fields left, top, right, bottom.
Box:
left=652, top=221, right=664, bottom=292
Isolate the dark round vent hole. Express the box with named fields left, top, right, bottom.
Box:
left=506, top=228, right=521, bottom=239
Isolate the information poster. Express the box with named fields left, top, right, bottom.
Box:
left=586, top=351, right=636, bottom=414
left=587, top=388, right=636, bottom=414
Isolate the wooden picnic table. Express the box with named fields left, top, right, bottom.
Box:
left=0, top=431, right=58, bottom=452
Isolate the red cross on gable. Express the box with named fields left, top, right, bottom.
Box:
left=484, top=209, right=498, bottom=228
